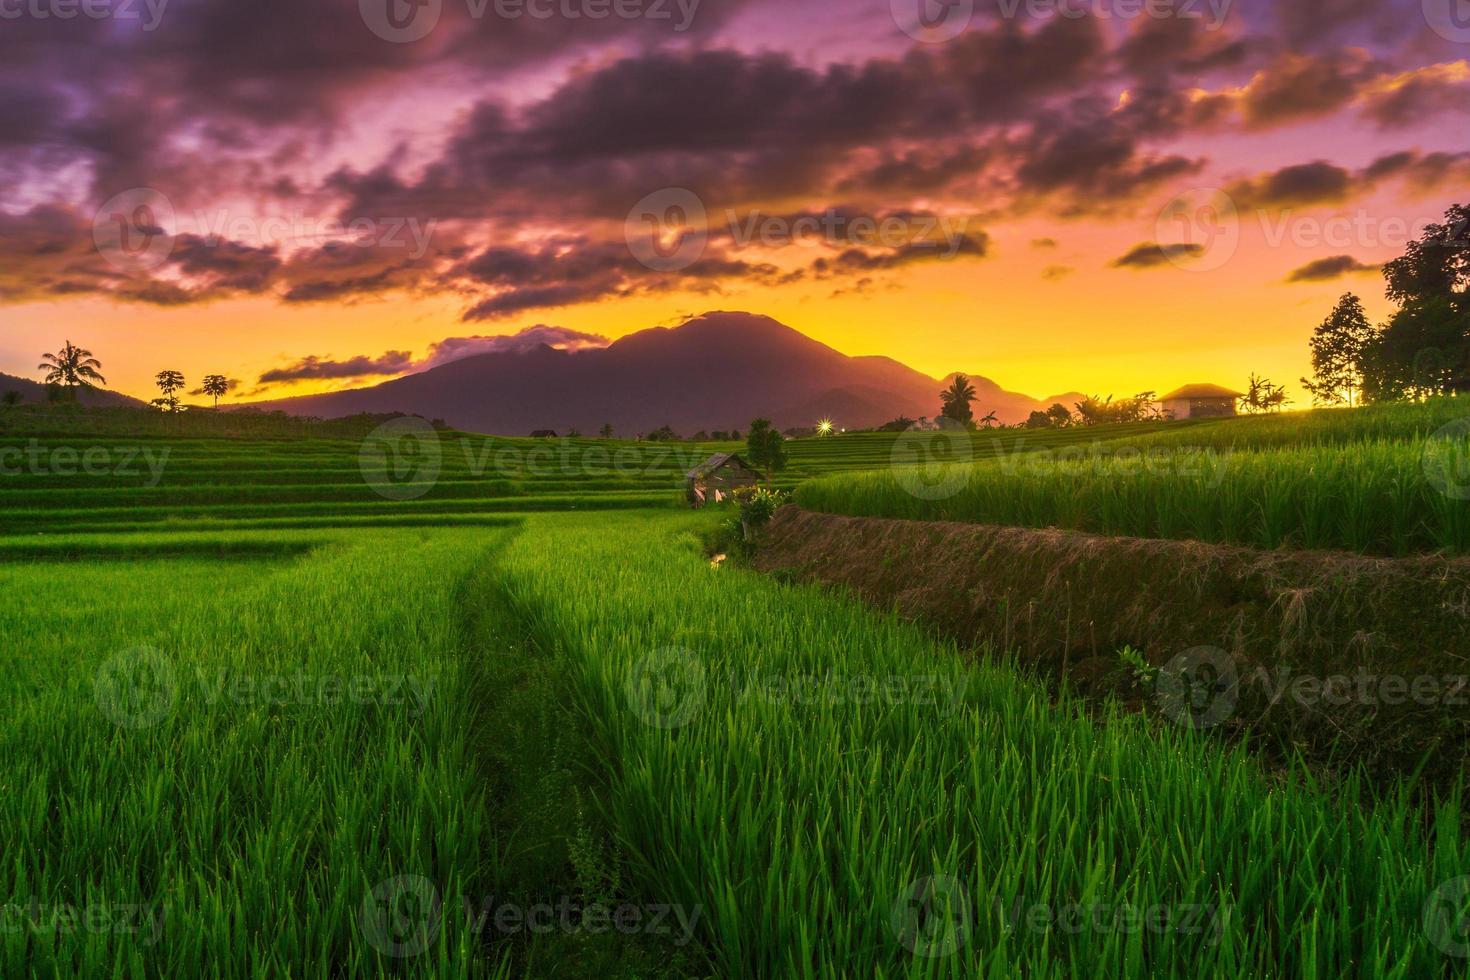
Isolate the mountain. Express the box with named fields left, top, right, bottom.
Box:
left=0, top=372, right=147, bottom=408
left=241, top=312, right=1085, bottom=435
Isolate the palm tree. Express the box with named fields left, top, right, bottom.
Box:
left=200, top=375, right=230, bottom=409
left=979, top=410, right=999, bottom=429
left=154, top=370, right=185, bottom=413
left=38, top=341, right=106, bottom=389
left=939, top=374, right=977, bottom=427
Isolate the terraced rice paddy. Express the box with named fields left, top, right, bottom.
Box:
left=796, top=396, right=1470, bottom=556
left=5, top=402, right=1470, bottom=977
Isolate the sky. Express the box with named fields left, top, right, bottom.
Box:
left=1, top=0, right=1468, bottom=406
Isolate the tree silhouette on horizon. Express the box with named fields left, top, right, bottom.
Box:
left=154, top=370, right=185, bottom=413
left=201, top=375, right=231, bottom=409
left=939, top=375, right=977, bottom=427
left=38, top=341, right=106, bottom=390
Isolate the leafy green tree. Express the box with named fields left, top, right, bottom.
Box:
left=1362, top=296, right=1469, bottom=400
left=1301, top=293, right=1374, bottom=405
left=745, top=418, right=787, bottom=487
left=1383, top=203, right=1470, bottom=313
left=200, top=374, right=231, bottom=409
left=154, top=370, right=185, bottom=413
left=1357, top=204, right=1470, bottom=400
left=1, top=391, right=21, bottom=408
left=38, top=341, right=106, bottom=389
left=939, top=375, right=977, bottom=427
left=646, top=425, right=678, bottom=441
left=1046, top=403, right=1073, bottom=427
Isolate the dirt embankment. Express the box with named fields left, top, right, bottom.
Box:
left=753, top=505, right=1470, bottom=784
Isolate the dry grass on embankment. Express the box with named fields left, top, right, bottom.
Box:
left=753, top=505, right=1470, bottom=788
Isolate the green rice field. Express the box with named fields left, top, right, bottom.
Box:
left=796, top=396, right=1470, bottom=556
left=5, top=401, right=1470, bottom=977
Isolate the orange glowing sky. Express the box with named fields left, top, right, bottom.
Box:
left=1, top=0, right=1467, bottom=409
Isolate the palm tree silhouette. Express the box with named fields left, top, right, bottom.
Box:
left=38, top=341, right=106, bottom=389
left=979, top=410, right=999, bottom=429
left=200, top=375, right=230, bottom=409
left=939, top=374, right=977, bottom=425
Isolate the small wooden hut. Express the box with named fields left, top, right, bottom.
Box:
left=685, top=452, right=761, bottom=507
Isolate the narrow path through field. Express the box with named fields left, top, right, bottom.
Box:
left=454, top=533, right=715, bottom=979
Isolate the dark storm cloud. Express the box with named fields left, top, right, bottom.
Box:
left=420, top=326, right=610, bottom=368
left=258, top=351, right=415, bottom=384
left=1359, top=72, right=1470, bottom=129
left=1238, top=51, right=1377, bottom=127
left=1115, top=15, right=1251, bottom=79
left=1284, top=255, right=1380, bottom=282
left=1111, top=242, right=1205, bottom=268
left=1228, top=150, right=1470, bottom=212
left=1227, top=161, right=1354, bottom=208
left=334, top=18, right=1110, bottom=223
left=4, top=0, right=1469, bottom=321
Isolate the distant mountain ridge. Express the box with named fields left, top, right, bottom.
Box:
left=0, top=372, right=147, bottom=408
left=241, top=312, right=1085, bottom=435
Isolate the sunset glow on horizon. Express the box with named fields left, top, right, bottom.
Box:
left=2, top=0, right=1467, bottom=409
